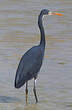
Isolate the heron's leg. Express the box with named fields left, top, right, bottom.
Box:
left=33, top=78, right=38, bottom=103
left=25, top=82, right=28, bottom=104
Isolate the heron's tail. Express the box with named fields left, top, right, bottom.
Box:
left=14, top=74, right=25, bottom=89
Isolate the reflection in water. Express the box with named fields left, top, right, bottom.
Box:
left=15, top=104, right=40, bottom=110
left=14, top=103, right=48, bottom=110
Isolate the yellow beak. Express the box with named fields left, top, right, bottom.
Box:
left=49, top=11, right=63, bottom=16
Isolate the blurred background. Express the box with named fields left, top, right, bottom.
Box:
left=0, top=0, right=72, bottom=110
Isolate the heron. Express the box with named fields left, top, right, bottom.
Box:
left=14, top=9, right=63, bottom=103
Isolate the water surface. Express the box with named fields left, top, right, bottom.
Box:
left=0, top=0, right=72, bottom=110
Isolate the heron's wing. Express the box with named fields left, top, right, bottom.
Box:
left=15, top=46, right=44, bottom=84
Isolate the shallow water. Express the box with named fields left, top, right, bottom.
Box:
left=0, top=0, right=72, bottom=110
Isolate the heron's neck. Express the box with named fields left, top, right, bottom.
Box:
left=38, top=14, right=45, bottom=48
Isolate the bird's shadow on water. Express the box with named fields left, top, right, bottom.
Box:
left=14, top=104, right=41, bottom=110
left=0, top=96, right=21, bottom=103
left=14, top=100, right=47, bottom=110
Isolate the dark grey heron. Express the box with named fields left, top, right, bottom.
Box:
left=14, top=9, right=63, bottom=103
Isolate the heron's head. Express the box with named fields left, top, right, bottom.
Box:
left=40, top=9, right=49, bottom=15
left=40, top=9, right=63, bottom=17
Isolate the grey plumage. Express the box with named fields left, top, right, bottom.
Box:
left=14, top=9, right=49, bottom=103
left=14, top=9, right=49, bottom=89
left=15, top=45, right=45, bottom=88
left=14, top=9, right=63, bottom=103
